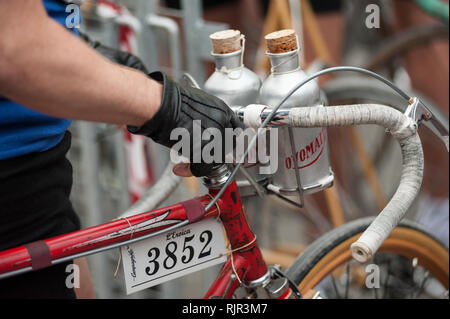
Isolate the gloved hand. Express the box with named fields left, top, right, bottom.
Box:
left=80, top=32, right=148, bottom=73
left=128, top=72, right=244, bottom=177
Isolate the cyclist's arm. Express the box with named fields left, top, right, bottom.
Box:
left=0, top=0, right=162, bottom=127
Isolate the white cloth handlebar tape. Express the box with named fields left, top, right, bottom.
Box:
left=289, top=104, right=424, bottom=262
left=244, top=104, right=268, bottom=129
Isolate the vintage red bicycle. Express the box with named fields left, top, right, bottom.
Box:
left=0, top=67, right=448, bottom=299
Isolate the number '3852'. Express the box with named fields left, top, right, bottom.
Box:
left=145, top=230, right=213, bottom=276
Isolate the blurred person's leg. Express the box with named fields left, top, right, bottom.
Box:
left=0, top=132, right=81, bottom=299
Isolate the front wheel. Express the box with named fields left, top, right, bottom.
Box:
left=286, top=217, right=449, bottom=299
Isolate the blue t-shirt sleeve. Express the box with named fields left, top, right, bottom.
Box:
left=0, top=0, right=81, bottom=160
left=44, top=0, right=82, bottom=33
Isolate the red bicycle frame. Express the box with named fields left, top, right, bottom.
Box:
left=0, top=181, right=276, bottom=299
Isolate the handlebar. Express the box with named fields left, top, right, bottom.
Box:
left=289, top=104, right=424, bottom=262
left=236, top=102, right=425, bottom=262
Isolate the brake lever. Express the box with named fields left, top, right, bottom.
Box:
left=406, top=97, right=449, bottom=152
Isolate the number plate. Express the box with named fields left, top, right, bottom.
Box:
left=120, top=218, right=227, bottom=295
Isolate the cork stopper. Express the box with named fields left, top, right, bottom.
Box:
left=265, top=29, right=298, bottom=54
left=210, top=30, right=242, bottom=54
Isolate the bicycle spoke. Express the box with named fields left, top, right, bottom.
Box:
left=373, top=285, right=379, bottom=299
left=331, top=275, right=341, bottom=299
left=344, top=263, right=351, bottom=299
left=414, top=271, right=430, bottom=299
left=372, top=254, right=380, bottom=299
left=288, top=220, right=449, bottom=301
left=382, top=258, right=392, bottom=299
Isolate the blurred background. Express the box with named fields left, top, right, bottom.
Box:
left=69, top=0, right=449, bottom=298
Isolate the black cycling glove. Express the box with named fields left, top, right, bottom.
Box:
left=80, top=32, right=148, bottom=73
left=80, top=33, right=243, bottom=176
left=128, top=72, right=244, bottom=177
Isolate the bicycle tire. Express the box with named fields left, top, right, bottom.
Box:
left=323, top=76, right=449, bottom=136
left=285, top=217, right=449, bottom=297
left=364, top=24, right=449, bottom=71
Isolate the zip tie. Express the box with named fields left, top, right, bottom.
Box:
left=114, top=217, right=136, bottom=278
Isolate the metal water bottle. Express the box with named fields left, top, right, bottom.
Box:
left=204, top=30, right=265, bottom=196
left=259, top=30, right=334, bottom=197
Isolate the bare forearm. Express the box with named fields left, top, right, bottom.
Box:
left=0, top=1, right=161, bottom=127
